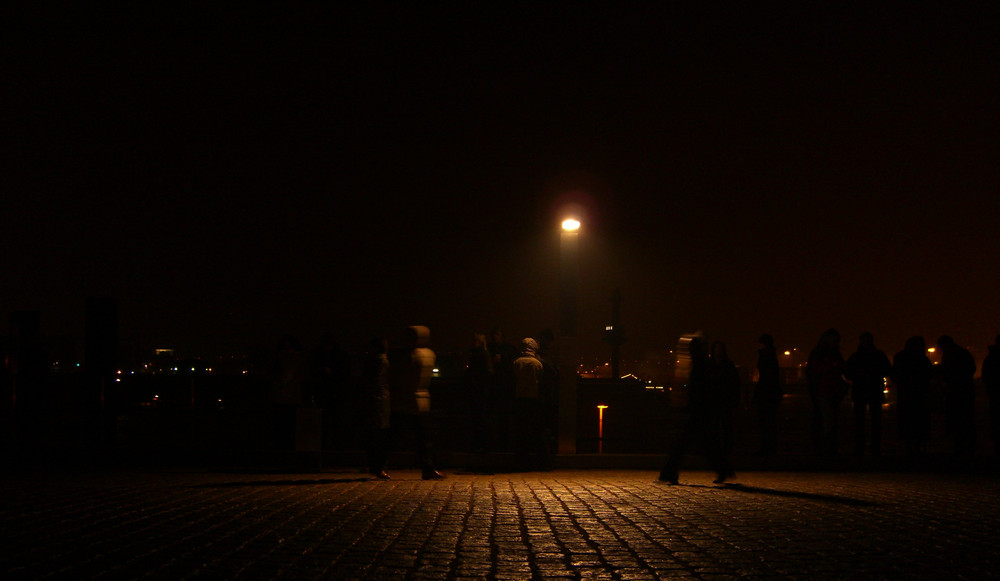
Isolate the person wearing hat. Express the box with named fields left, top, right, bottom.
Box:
left=512, top=337, right=550, bottom=471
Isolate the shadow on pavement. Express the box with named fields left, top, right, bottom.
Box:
left=190, top=476, right=374, bottom=488
left=721, top=483, right=879, bottom=506
left=669, top=482, right=879, bottom=506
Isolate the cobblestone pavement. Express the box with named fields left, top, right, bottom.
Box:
left=2, top=468, right=999, bottom=580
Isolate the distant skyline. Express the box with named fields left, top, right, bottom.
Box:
left=6, top=4, right=998, bottom=368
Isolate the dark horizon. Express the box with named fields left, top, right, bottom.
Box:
left=6, top=4, right=999, bottom=369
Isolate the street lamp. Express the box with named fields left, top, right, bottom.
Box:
left=562, top=218, right=581, bottom=232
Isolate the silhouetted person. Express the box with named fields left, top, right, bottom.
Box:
left=487, top=327, right=517, bottom=450
left=464, top=332, right=493, bottom=456
left=361, top=337, right=390, bottom=478
left=267, top=334, right=305, bottom=450
left=807, top=329, right=847, bottom=455
left=370, top=326, right=443, bottom=480
left=892, top=336, right=933, bottom=458
left=937, top=335, right=977, bottom=455
left=513, top=338, right=551, bottom=471
left=981, top=335, right=1000, bottom=454
left=845, top=332, right=892, bottom=457
left=659, top=337, right=734, bottom=484
left=752, top=333, right=782, bottom=456
left=709, top=341, right=741, bottom=456
left=310, top=332, right=352, bottom=450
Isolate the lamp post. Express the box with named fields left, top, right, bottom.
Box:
left=558, top=217, right=580, bottom=454
left=597, top=405, right=608, bottom=453
left=559, top=219, right=580, bottom=334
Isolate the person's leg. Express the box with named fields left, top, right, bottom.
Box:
left=370, top=416, right=397, bottom=478
left=757, top=403, right=777, bottom=456
left=659, top=412, right=693, bottom=483
left=706, top=414, right=733, bottom=483
left=414, top=412, right=439, bottom=477
left=853, top=399, right=867, bottom=456
left=819, top=396, right=839, bottom=455
left=721, top=410, right=735, bottom=456
left=526, top=400, right=547, bottom=470
left=870, top=400, right=882, bottom=456
left=990, top=395, right=1000, bottom=453
left=809, top=388, right=822, bottom=452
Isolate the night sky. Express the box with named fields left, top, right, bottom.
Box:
left=6, top=4, right=999, bottom=368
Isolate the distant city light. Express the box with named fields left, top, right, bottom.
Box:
left=784, top=351, right=791, bottom=356
left=927, top=347, right=936, bottom=353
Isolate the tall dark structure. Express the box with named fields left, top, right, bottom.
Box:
left=86, top=297, right=118, bottom=449
left=85, top=297, right=118, bottom=379
left=7, top=311, right=47, bottom=453
left=602, top=288, right=628, bottom=381
left=8, top=311, right=45, bottom=411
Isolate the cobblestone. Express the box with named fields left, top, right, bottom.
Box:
left=1, top=468, right=999, bottom=579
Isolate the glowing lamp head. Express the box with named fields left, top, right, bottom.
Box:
left=562, top=218, right=581, bottom=232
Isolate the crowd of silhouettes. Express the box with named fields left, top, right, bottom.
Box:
left=256, top=324, right=999, bottom=482
left=798, top=329, right=989, bottom=461
left=654, top=328, right=1000, bottom=484
left=5, top=310, right=998, bottom=478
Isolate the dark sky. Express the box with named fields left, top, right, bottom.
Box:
left=5, top=4, right=999, bottom=368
